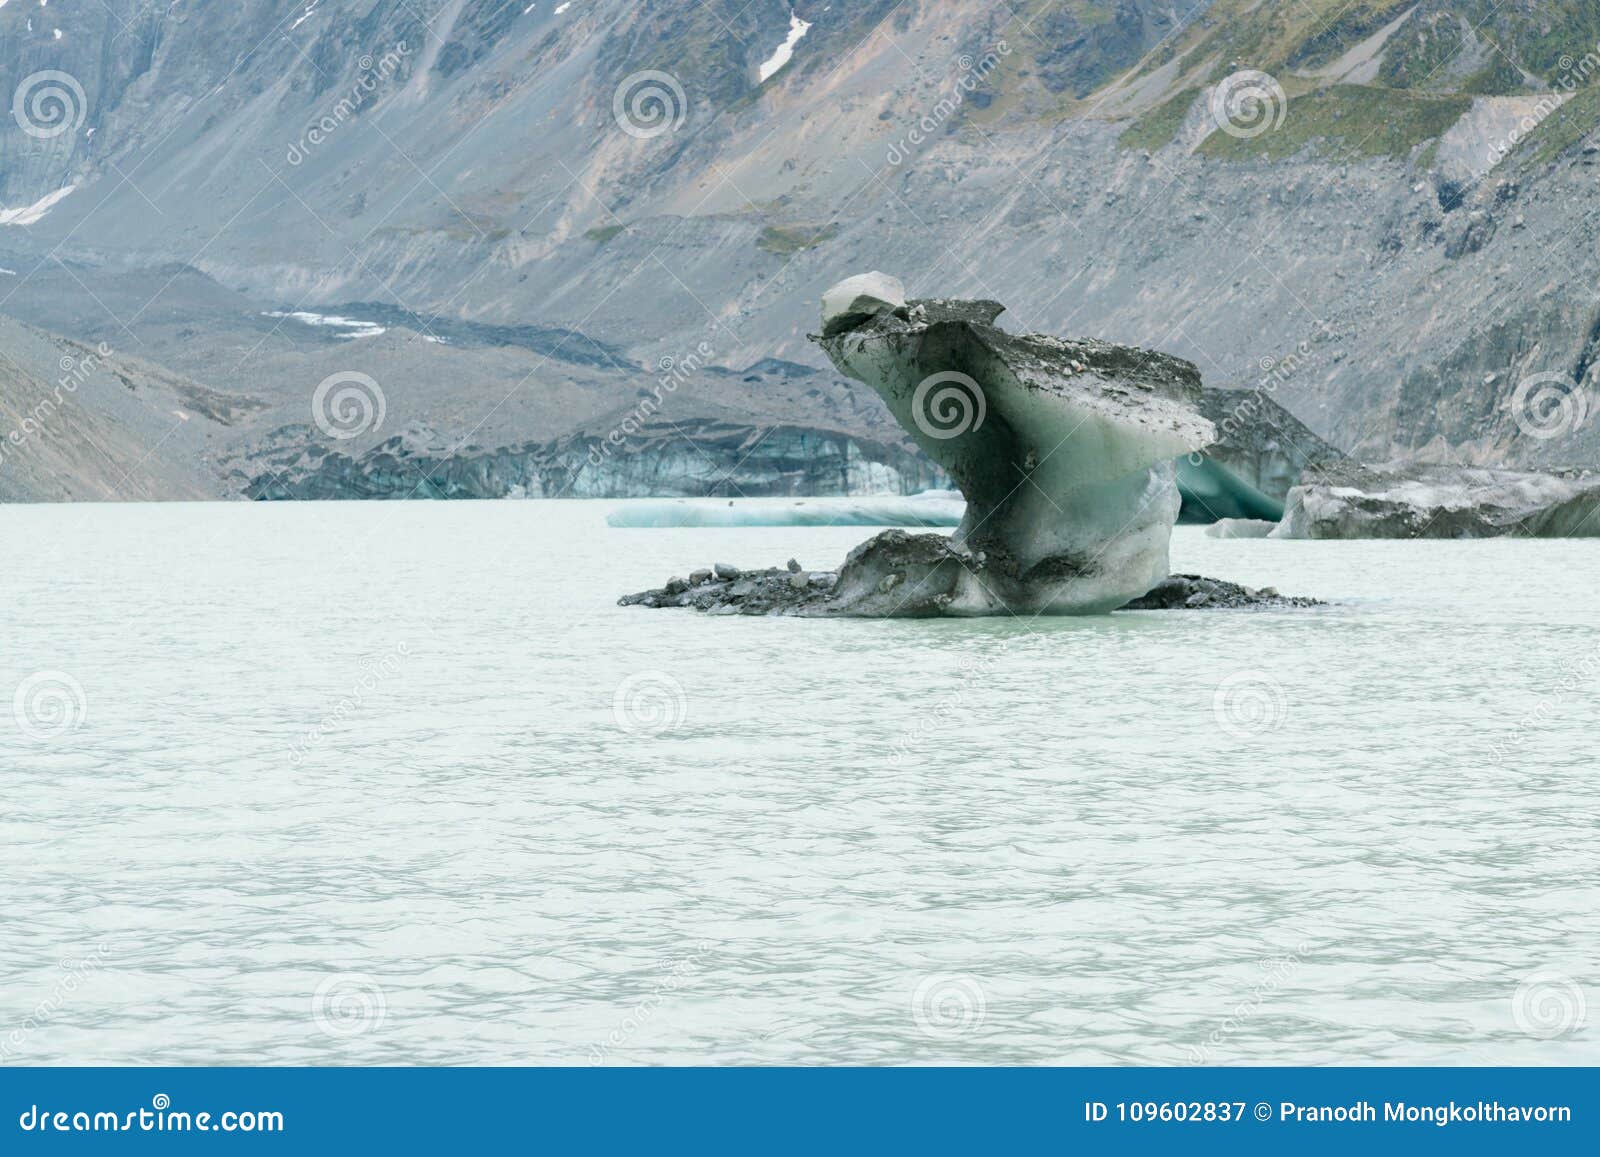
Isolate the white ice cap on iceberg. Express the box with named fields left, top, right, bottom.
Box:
left=820, top=272, right=907, bottom=336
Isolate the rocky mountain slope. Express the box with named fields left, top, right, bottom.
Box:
left=0, top=314, right=230, bottom=501
left=3, top=0, right=1600, bottom=500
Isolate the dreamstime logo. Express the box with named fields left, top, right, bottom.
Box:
left=1508, top=372, right=1590, bottom=441
left=1211, top=672, right=1287, bottom=738
left=889, top=640, right=1011, bottom=766
left=286, top=41, right=411, bottom=166
left=587, top=339, right=714, bottom=466
left=612, top=671, right=688, bottom=736
left=1210, top=70, right=1287, bottom=140
left=1187, top=943, right=1311, bottom=1064
left=612, top=70, right=687, bottom=139
left=0, top=341, right=114, bottom=473
left=911, top=371, right=986, bottom=440
left=12, top=671, right=88, bottom=741
left=1186, top=330, right=1329, bottom=471
left=885, top=40, right=1012, bottom=166
left=1483, top=640, right=1600, bottom=768
left=312, top=973, right=388, bottom=1038
left=1511, top=971, right=1587, bottom=1040
left=12, top=71, right=88, bottom=139
left=311, top=371, right=386, bottom=440
left=1483, top=45, right=1600, bottom=173
left=0, top=945, right=111, bottom=1060
left=910, top=973, right=987, bottom=1039
left=288, top=641, right=411, bottom=766
left=588, top=941, right=713, bottom=1065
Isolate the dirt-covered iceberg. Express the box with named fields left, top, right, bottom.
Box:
left=1273, top=462, right=1600, bottom=538
left=810, top=280, right=1215, bottom=613
left=1179, top=388, right=1345, bottom=524
left=622, top=274, right=1316, bottom=616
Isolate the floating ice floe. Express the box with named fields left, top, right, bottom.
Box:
left=1206, top=518, right=1278, bottom=539
left=606, top=490, right=965, bottom=529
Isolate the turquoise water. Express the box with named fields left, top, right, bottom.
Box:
left=1, top=501, right=1594, bottom=1064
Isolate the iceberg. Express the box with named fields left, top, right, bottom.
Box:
left=621, top=277, right=1315, bottom=616
left=1206, top=517, right=1278, bottom=539
left=1273, top=462, right=1600, bottom=539
left=810, top=293, right=1213, bottom=613
left=617, top=273, right=1318, bottom=614
left=605, top=490, right=964, bottom=528
left=1179, top=388, right=1344, bottom=523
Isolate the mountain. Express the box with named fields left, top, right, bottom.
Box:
left=3, top=0, right=1600, bottom=500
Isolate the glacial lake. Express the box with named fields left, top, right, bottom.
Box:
left=2, top=500, right=1595, bottom=1065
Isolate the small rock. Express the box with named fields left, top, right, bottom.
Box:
left=877, top=572, right=904, bottom=593
left=689, top=569, right=712, bottom=585
left=786, top=558, right=802, bottom=573
left=788, top=571, right=810, bottom=590
left=1185, top=592, right=1211, bottom=607
left=713, top=562, right=741, bottom=580
left=664, top=577, right=689, bottom=595
left=1259, top=586, right=1278, bottom=598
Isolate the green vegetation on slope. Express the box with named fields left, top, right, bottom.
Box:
left=1377, top=10, right=1465, bottom=89
left=1512, top=84, right=1600, bottom=167
left=1460, top=52, right=1533, bottom=96
left=1118, top=89, right=1200, bottom=151
left=1516, top=0, right=1600, bottom=80
left=757, top=223, right=840, bottom=255
left=1286, top=0, right=1415, bottom=69
left=1196, top=84, right=1471, bottom=161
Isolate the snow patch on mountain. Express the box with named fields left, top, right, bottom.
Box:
left=759, top=12, right=812, bottom=83
left=263, top=310, right=387, bottom=339
left=0, top=184, right=77, bottom=226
